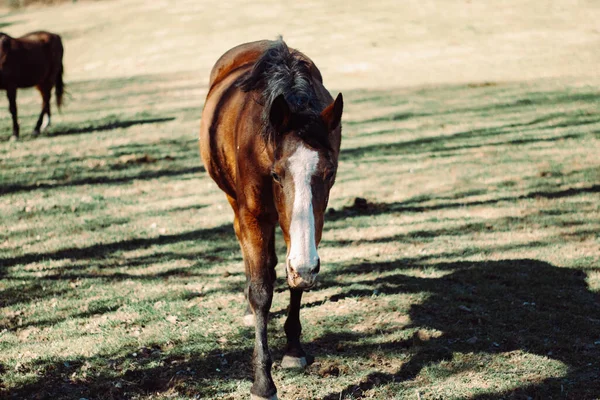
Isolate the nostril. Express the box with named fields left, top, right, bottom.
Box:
left=287, top=261, right=298, bottom=277
left=312, top=260, right=320, bottom=274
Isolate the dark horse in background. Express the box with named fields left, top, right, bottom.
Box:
left=200, top=39, right=343, bottom=399
left=0, top=31, right=64, bottom=140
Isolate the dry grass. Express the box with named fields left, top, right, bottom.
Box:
left=1, top=1, right=600, bottom=399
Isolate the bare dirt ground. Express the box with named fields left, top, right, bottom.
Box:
left=2, top=0, right=600, bottom=90
left=0, top=1, right=599, bottom=399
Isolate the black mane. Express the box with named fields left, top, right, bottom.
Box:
left=237, top=39, right=325, bottom=145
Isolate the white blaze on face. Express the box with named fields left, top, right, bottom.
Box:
left=287, top=144, right=320, bottom=277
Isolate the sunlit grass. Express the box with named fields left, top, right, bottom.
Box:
left=1, top=1, right=600, bottom=398
left=1, top=72, right=598, bottom=399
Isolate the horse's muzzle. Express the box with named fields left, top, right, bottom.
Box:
left=286, top=259, right=319, bottom=289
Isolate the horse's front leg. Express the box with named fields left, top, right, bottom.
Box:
left=244, top=225, right=276, bottom=327
left=248, top=271, right=276, bottom=400
left=240, top=211, right=278, bottom=400
left=281, top=289, right=309, bottom=368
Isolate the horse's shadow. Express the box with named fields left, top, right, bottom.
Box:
left=313, top=259, right=600, bottom=400
left=0, top=116, right=176, bottom=141
left=49, top=116, right=176, bottom=137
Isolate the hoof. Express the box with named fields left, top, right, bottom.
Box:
left=32, top=130, right=40, bottom=138
left=250, top=395, right=278, bottom=400
left=9, top=135, right=18, bottom=142
left=243, top=313, right=255, bottom=327
left=281, top=355, right=307, bottom=369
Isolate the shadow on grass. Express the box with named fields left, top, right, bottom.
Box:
left=0, top=276, right=235, bottom=333
left=49, top=117, right=176, bottom=137
left=326, top=184, right=600, bottom=221
left=340, top=87, right=600, bottom=160
left=2, top=342, right=255, bottom=400
left=2, top=84, right=599, bottom=399
left=0, top=21, right=16, bottom=29
left=0, top=222, right=240, bottom=333
left=1, top=134, right=204, bottom=196
left=322, top=216, right=591, bottom=248
left=341, top=114, right=600, bottom=160
left=0, top=165, right=204, bottom=196
left=314, top=259, right=600, bottom=400
left=0, top=223, right=234, bottom=272
left=346, top=89, right=599, bottom=124
left=0, top=116, right=177, bottom=142
left=428, top=132, right=589, bottom=156
left=4, top=258, right=599, bottom=399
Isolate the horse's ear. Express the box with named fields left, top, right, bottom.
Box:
left=269, top=94, right=291, bottom=133
left=321, top=93, right=343, bottom=131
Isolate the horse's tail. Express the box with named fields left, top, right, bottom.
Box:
left=55, top=63, right=64, bottom=110
left=54, top=35, right=65, bottom=111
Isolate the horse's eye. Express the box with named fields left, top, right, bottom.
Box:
left=325, top=171, right=335, bottom=182
left=271, top=171, right=281, bottom=183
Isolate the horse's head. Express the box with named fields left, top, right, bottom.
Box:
left=269, top=93, right=343, bottom=289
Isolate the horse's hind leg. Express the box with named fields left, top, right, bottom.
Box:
left=227, top=196, right=255, bottom=326
left=281, top=289, right=309, bottom=369
left=7, top=88, right=19, bottom=141
left=33, top=85, right=51, bottom=137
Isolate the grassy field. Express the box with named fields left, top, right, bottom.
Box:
left=1, top=1, right=600, bottom=399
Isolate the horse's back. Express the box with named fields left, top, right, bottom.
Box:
left=16, top=31, right=63, bottom=62
left=18, top=31, right=61, bottom=49
left=208, top=40, right=272, bottom=91
left=19, top=31, right=53, bottom=42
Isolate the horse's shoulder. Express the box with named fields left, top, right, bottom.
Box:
left=208, top=40, right=273, bottom=90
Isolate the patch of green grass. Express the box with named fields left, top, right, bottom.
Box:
left=1, top=23, right=600, bottom=400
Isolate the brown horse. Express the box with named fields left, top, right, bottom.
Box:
left=0, top=31, right=64, bottom=140
left=200, top=39, right=343, bottom=399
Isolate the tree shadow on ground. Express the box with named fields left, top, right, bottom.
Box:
left=0, top=21, right=16, bottom=29
left=345, top=89, right=600, bottom=128
left=327, top=184, right=600, bottom=221
left=340, top=118, right=600, bottom=159
left=1, top=133, right=204, bottom=196
left=314, top=259, right=600, bottom=400
left=2, top=341, right=256, bottom=400
left=0, top=223, right=236, bottom=317
left=4, top=258, right=598, bottom=399
left=0, top=223, right=234, bottom=272
left=0, top=222, right=240, bottom=333
left=340, top=105, right=600, bottom=160
left=0, top=165, right=204, bottom=196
